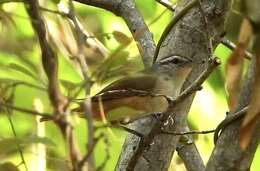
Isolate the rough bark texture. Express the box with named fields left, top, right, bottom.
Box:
left=206, top=56, right=260, bottom=171
left=176, top=125, right=205, bottom=171
left=115, top=0, right=230, bottom=170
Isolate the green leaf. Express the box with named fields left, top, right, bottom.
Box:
left=47, top=158, right=70, bottom=171
left=93, top=49, right=130, bottom=83
left=17, top=56, right=39, bottom=75
left=51, top=0, right=61, bottom=4
left=0, top=136, right=56, bottom=155
left=0, top=9, right=16, bottom=29
left=8, top=63, right=38, bottom=81
left=108, top=51, right=130, bottom=69
left=24, top=136, right=56, bottom=147
left=112, top=31, right=132, bottom=45
left=60, top=79, right=78, bottom=90
left=0, top=78, right=19, bottom=84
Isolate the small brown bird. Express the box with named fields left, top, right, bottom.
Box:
left=74, top=55, right=193, bottom=122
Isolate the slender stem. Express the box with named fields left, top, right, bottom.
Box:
left=221, top=38, right=252, bottom=59
left=6, top=106, right=29, bottom=171
left=0, top=103, right=53, bottom=119
left=162, top=129, right=215, bottom=135
left=155, top=0, right=176, bottom=12
left=214, top=106, right=248, bottom=144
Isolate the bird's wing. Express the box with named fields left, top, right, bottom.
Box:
left=74, top=71, right=168, bottom=122
left=93, top=72, right=157, bottom=101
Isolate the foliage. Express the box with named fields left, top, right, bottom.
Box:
left=0, top=0, right=259, bottom=171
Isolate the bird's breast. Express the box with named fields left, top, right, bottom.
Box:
left=153, top=76, right=181, bottom=98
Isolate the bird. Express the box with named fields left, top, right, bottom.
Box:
left=74, top=55, right=193, bottom=123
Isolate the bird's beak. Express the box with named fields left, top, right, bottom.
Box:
left=182, top=57, right=193, bottom=68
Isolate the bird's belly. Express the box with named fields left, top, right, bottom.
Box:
left=91, top=95, right=168, bottom=122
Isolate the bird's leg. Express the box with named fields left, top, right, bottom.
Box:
left=118, top=125, right=144, bottom=138
left=151, top=112, right=164, bottom=121
left=103, top=121, right=145, bottom=138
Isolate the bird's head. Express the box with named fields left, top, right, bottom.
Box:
left=158, top=55, right=193, bottom=67
left=156, top=55, right=193, bottom=76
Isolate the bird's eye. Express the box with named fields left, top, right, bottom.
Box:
left=158, top=56, right=190, bottom=65
left=171, top=58, right=180, bottom=64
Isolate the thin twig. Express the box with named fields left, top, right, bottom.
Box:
left=95, top=123, right=146, bottom=140
left=78, top=133, right=104, bottom=168
left=68, top=81, right=89, bottom=103
left=162, top=129, right=215, bottom=135
left=25, top=0, right=68, bottom=114
left=170, top=57, right=220, bottom=106
left=114, top=125, right=144, bottom=138
left=39, top=7, right=69, bottom=17
left=221, top=38, right=252, bottom=60
left=25, top=1, right=82, bottom=171
left=7, top=115, right=29, bottom=171
left=3, top=90, right=28, bottom=171
left=40, top=5, right=112, bottom=42
left=10, top=81, right=46, bottom=91
left=96, top=134, right=110, bottom=171
left=68, top=1, right=95, bottom=169
left=67, top=0, right=92, bottom=91
left=0, top=102, right=53, bottom=119
left=155, top=0, right=176, bottom=12
left=214, top=106, right=248, bottom=144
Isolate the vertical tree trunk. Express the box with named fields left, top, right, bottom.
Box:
left=116, top=0, right=231, bottom=170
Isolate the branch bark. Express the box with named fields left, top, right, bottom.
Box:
left=206, top=56, right=260, bottom=171
left=115, top=0, right=230, bottom=170
left=176, top=125, right=205, bottom=171
left=25, top=1, right=82, bottom=170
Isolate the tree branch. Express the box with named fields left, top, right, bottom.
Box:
left=221, top=38, right=252, bottom=60
left=206, top=54, right=260, bottom=171
left=25, top=1, right=82, bottom=170
left=153, top=0, right=199, bottom=63
left=66, top=2, right=95, bottom=168
left=25, top=0, right=67, bottom=114
left=155, top=0, right=176, bottom=12
left=116, top=0, right=230, bottom=170
left=125, top=57, right=219, bottom=170
left=176, top=125, right=205, bottom=171
left=162, top=129, right=215, bottom=136
left=73, top=0, right=155, bottom=67
left=213, top=106, right=248, bottom=144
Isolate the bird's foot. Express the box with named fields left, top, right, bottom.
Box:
left=151, top=112, right=164, bottom=122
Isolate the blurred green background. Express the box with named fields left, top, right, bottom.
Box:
left=0, top=0, right=259, bottom=171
